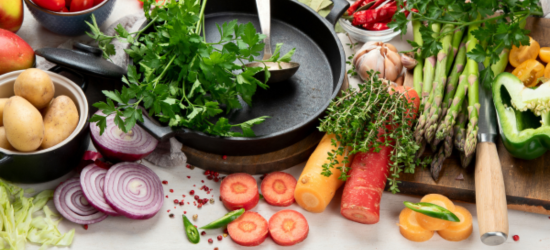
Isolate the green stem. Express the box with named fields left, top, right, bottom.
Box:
left=413, top=20, right=424, bottom=98
left=424, top=24, right=455, bottom=144
left=195, top=0, right=208, bottom=35
left=134, top=16, right=159, bottom=41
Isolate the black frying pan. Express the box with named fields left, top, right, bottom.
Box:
left=139, top=0, right=349, bottom=156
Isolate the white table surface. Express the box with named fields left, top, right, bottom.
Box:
left=15, top=0, right=550, bottom=249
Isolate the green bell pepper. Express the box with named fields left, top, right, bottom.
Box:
left=403, top=202, right=460, bottom=222
left=200, top=208, right=245, bottom=230
left=492, top=72, right=550, bottom=160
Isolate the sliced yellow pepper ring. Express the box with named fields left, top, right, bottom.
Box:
left=540, top=47, right=550, bottom=64
left=509, top=36, right=540, bottom=67
left=511, top=59, right=545, bottom=87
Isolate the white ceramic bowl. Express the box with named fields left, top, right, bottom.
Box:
left=339, top=18, right=401, bottom=43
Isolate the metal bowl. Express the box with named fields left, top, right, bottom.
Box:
left=24, top=0, right=117, bottom=36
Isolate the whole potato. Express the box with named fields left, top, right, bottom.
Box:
left=0, top=98, right=8, bottom=126
left=4, top=96, right=44, bottom=152
left=0, top=127, right=13, bottom=150
left=14, top=69, right=55, bottom=109
left=41, top=95, right=79, bottom=149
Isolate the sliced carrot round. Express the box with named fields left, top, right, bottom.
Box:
left=261, top=172, right=297, bottom=207
left=268, top=210, right=309, bottom=246
left=399, top=208, right=434, bottom=242
left=415, top=194, right=455, bottom=231
left=228, top=211, right=269, bottom=246
left=437, top=206, right=473, bottom=241
left=220, top=173, right=259, bottom=211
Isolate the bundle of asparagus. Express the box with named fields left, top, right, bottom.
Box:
left=411, top=18, right=510, bottom=181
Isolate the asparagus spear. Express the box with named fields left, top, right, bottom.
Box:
left=446, top=27, right=465, bottom=74
left=413, top=20, right=424, bottom=98
left=424, top=24, right=456, bottom=144
left=463, top=16, right=482, bottom=159
left=432, top=36, right=468, bottom=146
left=460, top=152, right=474, bottom=168
left=454, top=100, right=468, bottom=152
left=414, top=23, right=441, bottom=143
left=431, top=145, right=446, bottom=182
left=433, top=67, right=470, bottom=145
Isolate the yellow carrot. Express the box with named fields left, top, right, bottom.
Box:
left=294, top=133, right=353, bottom=213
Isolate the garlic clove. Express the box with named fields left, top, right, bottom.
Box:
left=385, top=43, right=398, bottom=53
left=401, top=53, right=418, bottom=70
left=395, top=74, right=404, bottom=86
left=384, top=59, right=399, bottom=81
left=386, top=50, right=403, bottom=75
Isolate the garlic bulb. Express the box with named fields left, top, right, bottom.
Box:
left=353, top=41, right=404, bottom=82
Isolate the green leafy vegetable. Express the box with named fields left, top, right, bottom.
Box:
left=318, top=71, right=430, bottom=193
left=86, top=0, right=295, bottom=137
left=390, top=0, right=542, bottom=83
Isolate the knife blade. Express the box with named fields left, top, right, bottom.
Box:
left=474, top=62, right=509, bottom=246
left=477, top=64, right=498, bottom=143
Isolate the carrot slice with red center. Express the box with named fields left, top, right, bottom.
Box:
left=415, top=194, right=455, bottom=231
left=228, top=211, right=269, bottom=246
left=399, top=208, right=434, bottom=242
left=268, top=210, right=309, bottom=246
left=261, top=172, right=297, bottom=206
left=437, top=206, right=473, bottom=241
left=220, top=173, right=259, bottom=211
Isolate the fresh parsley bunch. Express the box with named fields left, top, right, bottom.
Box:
left=389, top=0, right=542, bottom=84
left=86, top=0, right=294, bottom=137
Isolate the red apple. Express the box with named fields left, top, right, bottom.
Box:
left=0, top=0, right=23, bottom=33
left=0, top=29, right=34, bottom=75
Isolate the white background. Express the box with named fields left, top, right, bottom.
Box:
left=15, top=0, right=550, bottom=249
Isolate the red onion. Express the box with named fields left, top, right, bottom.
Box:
left=104, top=162, right=163, bottom=219
left=54, top=178, right=108, bottom=225
left=90, top=110, right=158, bottom=162
left=80, top=164, right=119, bottom=216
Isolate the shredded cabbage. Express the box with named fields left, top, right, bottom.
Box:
left=0, top=180, right=74, bottom=250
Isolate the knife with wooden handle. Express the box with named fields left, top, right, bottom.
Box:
left=475, top=63, right=508, bottom=245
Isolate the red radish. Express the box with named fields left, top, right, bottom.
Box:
left=340, top=86, right=420, bottom=224
left=260, top=172, right=296, bottom=206
left=220, top=173, right=259, bottom=211
left=268, top=210, right=309, bottom=246
left=90, top=110, right=158, bottom=163
left=227, top=211, right=268, bottom=246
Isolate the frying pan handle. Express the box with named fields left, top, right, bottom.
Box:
left=325, top=0, right=350, bottom=27
left=48, top=66, right=88, bottom=91
left=137, top=116, right=190, bottom=142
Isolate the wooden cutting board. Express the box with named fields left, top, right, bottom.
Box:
left=394, top=16, right=550, bottom=215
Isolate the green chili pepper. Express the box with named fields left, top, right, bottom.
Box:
left=403, top=201, right=460, bottom=222
left=183, top=215, right=200, bottom=244
left=200, top=208, right=245, bottom=230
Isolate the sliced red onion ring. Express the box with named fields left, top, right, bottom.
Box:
left=81, top=164, right=119, bottom=216
left=104, top=162, right=163, bottom=220
left=90, top=110, right=158, bottom=162
left=54, top=178, right=108, bottom=225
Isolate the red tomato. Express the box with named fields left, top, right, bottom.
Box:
left=93, top=0, right=104, bottom=6
left=33, top=0, right=65, bottom=11
left=70, top=0, right=94, bottom=11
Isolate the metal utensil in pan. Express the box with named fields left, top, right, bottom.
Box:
left=138, top=0, right=349, bottom=156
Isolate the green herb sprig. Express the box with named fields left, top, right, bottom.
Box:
left=86, top=0, right=294, bottom=137
left=318, top=71, right=429, bottom=193
left=389, top=0, right=542, bottom=84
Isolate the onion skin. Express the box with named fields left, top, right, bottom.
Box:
left=104, top=162, right=164, bottom=220
left=90, top=111, right=158, bottom=163
left=54, top=178, right=108, bottom=225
